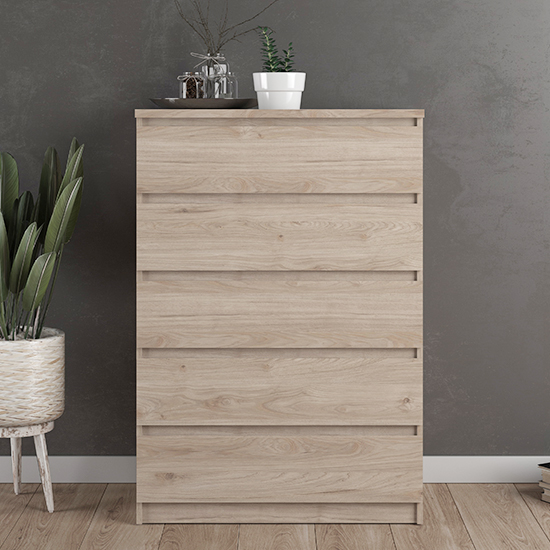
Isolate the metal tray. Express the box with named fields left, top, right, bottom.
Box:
left=150, top=98, right=258, bottom=109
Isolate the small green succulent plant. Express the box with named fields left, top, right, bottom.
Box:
left=258, top=26, right=295, bottom=72
left=0, top=138, right=84, bottom=340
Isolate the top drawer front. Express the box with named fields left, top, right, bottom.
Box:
left=137, top=123, right=422, bottom=194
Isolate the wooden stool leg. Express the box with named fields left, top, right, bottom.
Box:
left=10, top=437, right=22, bottom=495
left=33, top=433, right=54, bottom=513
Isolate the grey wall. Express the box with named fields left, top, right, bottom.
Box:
left=0, top=0, right=548, bottom=457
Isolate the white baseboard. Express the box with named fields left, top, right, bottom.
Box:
left=424, top=456, right=548, bottom=483
left=0, top=456, right=546, bottom=483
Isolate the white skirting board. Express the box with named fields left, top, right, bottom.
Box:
left=423, top=456, right=549, bottom=483
left=0, top=456, right=547, bottom=483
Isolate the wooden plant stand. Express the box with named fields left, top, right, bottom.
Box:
left=1, top=421, right=55, bottom=512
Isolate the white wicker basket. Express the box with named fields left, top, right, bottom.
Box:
left=0, top=328, right=65, bottom=427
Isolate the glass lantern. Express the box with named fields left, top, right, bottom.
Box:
left=177, top=72, right=205, bottom=99
left=213, top=72, right=238, bottom=99
left=201, top=54, right=238, bottom=99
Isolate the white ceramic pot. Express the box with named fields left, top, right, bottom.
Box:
left=0, top=328, right=65, bottom=427
left=253, top=72, right=306, bottom=110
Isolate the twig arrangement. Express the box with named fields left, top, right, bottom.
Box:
left=258, top=26, right=295, bottom=72
left=173, top=0, right=281, bottom=54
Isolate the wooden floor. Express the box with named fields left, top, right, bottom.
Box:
left=1, top=484, right=550, bottom=549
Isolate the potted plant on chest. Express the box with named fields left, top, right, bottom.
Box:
left=0, top=139, right=83, bottom=512
left=253, top=27, right=306, bottom=109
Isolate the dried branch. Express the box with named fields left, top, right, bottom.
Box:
left=190, top=0, right=215, bottom=52
left=220, top=0, right=281, bottom=36
left=173, top=0, right=281, bottom=54
left=221, top=0, right=229, bottom=35
left=218, top=27, right=258, bottom=52
left=215, top=0, right=230, bottom=50
left=173, top=0, right=210, bottom=48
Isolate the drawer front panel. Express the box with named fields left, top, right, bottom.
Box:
left=137, top=279, right=422, bottom=348
left=137, top=356, right=422, bottom=425
left=137, top=202, right=422, bottom=271
left=136, top=435, right=422, bottom=503
left=137, top=124, right=422, bottom=194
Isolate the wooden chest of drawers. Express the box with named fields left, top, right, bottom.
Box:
left=135, top=109, right=424, bottom=524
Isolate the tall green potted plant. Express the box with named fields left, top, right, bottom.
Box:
left=0, top=139, right=84, bottom=429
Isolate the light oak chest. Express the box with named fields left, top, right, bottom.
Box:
left=135, top=109, right=424, bottom=524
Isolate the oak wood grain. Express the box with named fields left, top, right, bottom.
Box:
left=142, top=193, right=418, bottom=204
left=0, top=483, right=38, bottom=548
left=143, top=271, right=417, bottom=282
left=137, top=124, right=422, bottom=194
left=159, top=525, right=239, bottom=550
left=144, top=347, right=417, bottom=359
left=136, top=110, right=423, bottom=523
left=316, top=524, right=395, bottom=550
left=79, top=484, right=163, bottom=550
left=137, top=279, right=422, bottom=349
left=143, top=118, right=419, bottom=129
left=137, top=202, right=422, bottom=271
left=136, top=434, right=422, bottom=503
left=239, top=525, right=315, bottom=550
left=135, top=109, right=425, bottom=119
left=516, top=484, right=550, bottom=540
left=449, top=484, right=550, bottom=550
left=392, top=484, right=475, bottom=550
left=144, top=193, right=421, bottom=208
left=140, top=502, right=417, bottom=523
left=1, top=484, right=106, bottom=550
left=137, top=356, right=422, bottom=425
left=142, top=426, right=417, bottom=436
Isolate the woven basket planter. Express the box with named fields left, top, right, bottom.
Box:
left=0, top=328, right=65, bottom=427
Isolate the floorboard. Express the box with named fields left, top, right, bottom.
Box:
left=159, top=525, right=239, bottom=550
left=0, top=484, right=38, bottom=548
left=3, top=483, right=550, bottom=550
left=0, top=484, right=106, bottom=550
left=449, top=484, right=550, bottom=550
left=79, top=484, right=163, bottom=550
left=316, top=524, right=395, bottom=550
left=392, top=484, right=474, bottom=550
left=238, top=525, right=315, bottom=550
left=516, top=484, right=550, bottom=543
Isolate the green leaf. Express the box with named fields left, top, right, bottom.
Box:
left=22, top=252, right=56, bottom=311
left=10, top=191, right=35, bottom=258
left=258, top=26, right=282, bottom=72
left=9, top=196, right=19, bottom=256
left=9, top=222, right=39, bottom=294
left=0, top=152, right=19, bottom=228
left=36, top=146, right=61, bottom=230
left=58, top=144, right=84, bottom=199
left=17, top=191, right=34, bottom=223
left=66, top=138, right=80, bottom=172
left=0, top=212, right=10, bottom=300
left=44, top=177, right=82, bottom=253
left=63, top=180, right=83, bottom=243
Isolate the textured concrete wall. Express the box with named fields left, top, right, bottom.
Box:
left=0, top=0, right=548, bottom=456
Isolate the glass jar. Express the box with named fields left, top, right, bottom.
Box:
left=177, top=72, right=205, bottom=99
left=201, top=54, right=238, bottom=99
left=215, top=72, right=238, bottom=99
